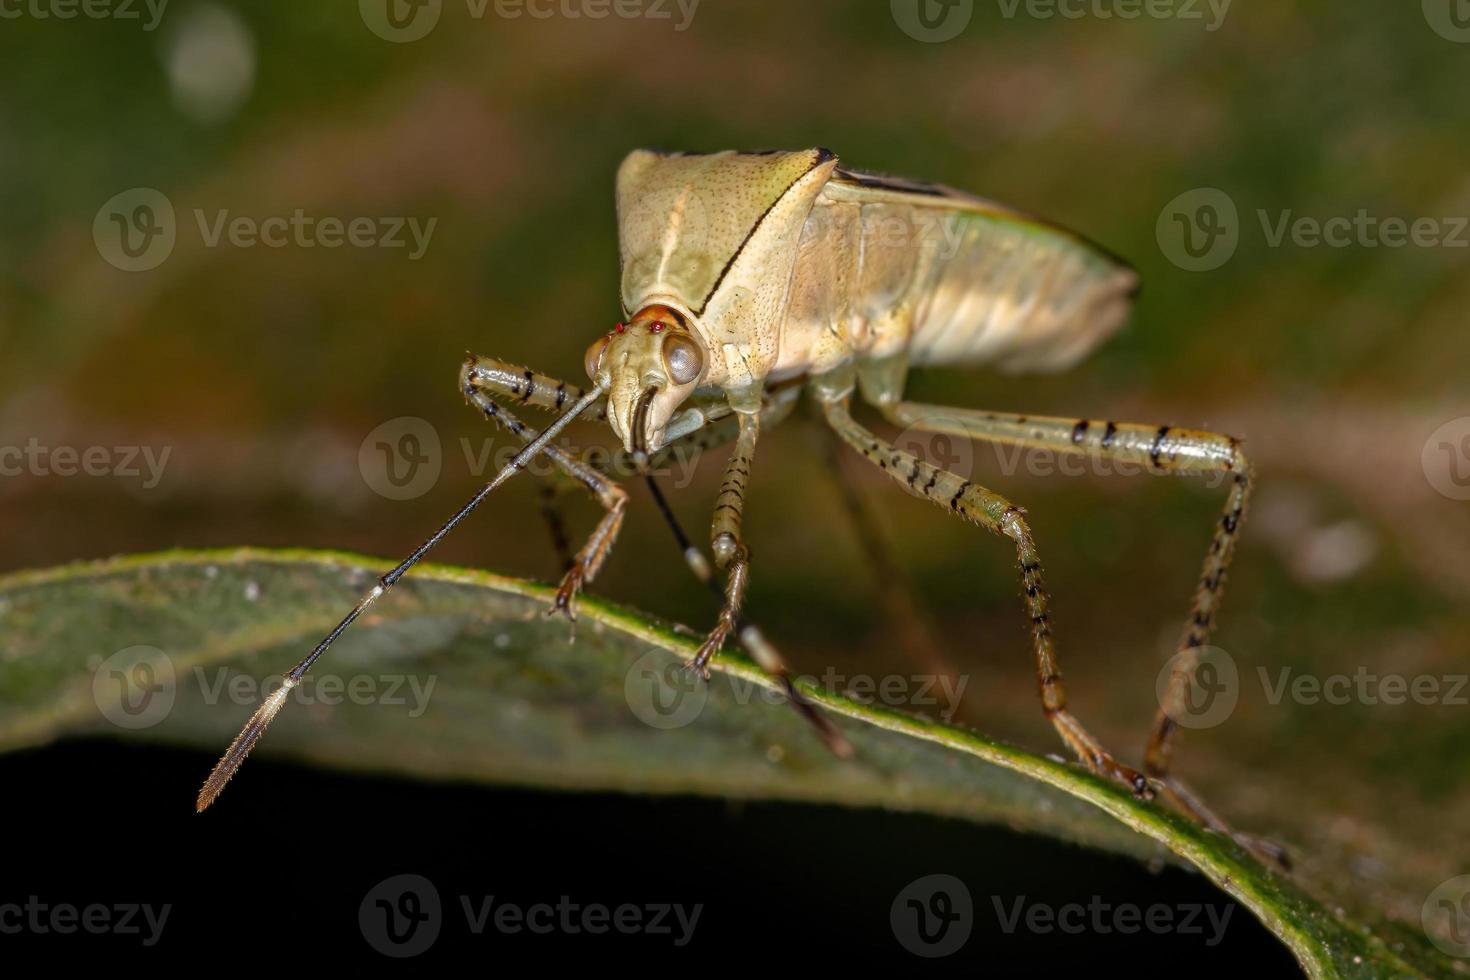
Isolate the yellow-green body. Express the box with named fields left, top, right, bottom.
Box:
left=614, top=147, right=1138, bottom=436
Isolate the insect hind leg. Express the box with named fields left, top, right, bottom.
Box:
left=818, top=390, right=1149, bottom=799
left=878, top=399, right=1289, bottom=867
left=876, top=403, right=1251, bottom=780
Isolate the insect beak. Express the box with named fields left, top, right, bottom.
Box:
left=629, top=385, right=660, bottom=467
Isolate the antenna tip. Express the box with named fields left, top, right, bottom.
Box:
left=195, top=677, right=297, bottom=812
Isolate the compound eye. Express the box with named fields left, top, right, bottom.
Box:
left=662, top=335, right=705, bottom=386
left=584, top=334, right=612, bottom=382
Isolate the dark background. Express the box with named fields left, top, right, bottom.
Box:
left=1, top=740, right=1294, bottom=971
left=3, top=0, right=1468, bottom=971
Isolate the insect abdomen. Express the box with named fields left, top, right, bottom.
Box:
left=778, top=171, right=1139, bottom=377
left=904, top=213, right=1138, bottom=373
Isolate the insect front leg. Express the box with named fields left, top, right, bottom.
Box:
left=819, top=389, right=1151, bottom=799
left=460, top=355, right=761, bottom=616
left=461, top=356, right=625, bottom=619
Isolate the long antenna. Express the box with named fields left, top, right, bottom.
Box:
left=196, top=383, right=606, bottom=812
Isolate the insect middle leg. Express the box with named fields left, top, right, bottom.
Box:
left=817, top=386, right=1150, bottom=797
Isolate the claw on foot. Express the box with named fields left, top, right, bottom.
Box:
left=685, top=622, right=732, bottom=680
left=1090, top=753, right=1154, bottom=801
left=678, top=658, right=712, bottom=682
left=547, top=565, right=585, bottom=621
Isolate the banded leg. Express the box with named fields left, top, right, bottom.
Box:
left=821, top=393, right=1150, bottom=797
left=463, top=356, right=610, bottom=421
left=877, top=402, right=1251, bottom=782
left=686, top=409, right=760, bottom=678
left=463, top=357, right=849, bottom=755
left=875, top=400, right=1289, bottom=864
left=635, top=402, right=850, bottom=756
left=462, top=357, right=625, bottom=619
left=462, top=355, right=794, bottom=621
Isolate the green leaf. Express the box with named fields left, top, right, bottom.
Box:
left=0, top=548, right=1451, bottom=977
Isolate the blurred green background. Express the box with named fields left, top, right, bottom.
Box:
left=1, top=0, right=1468, bottom=940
